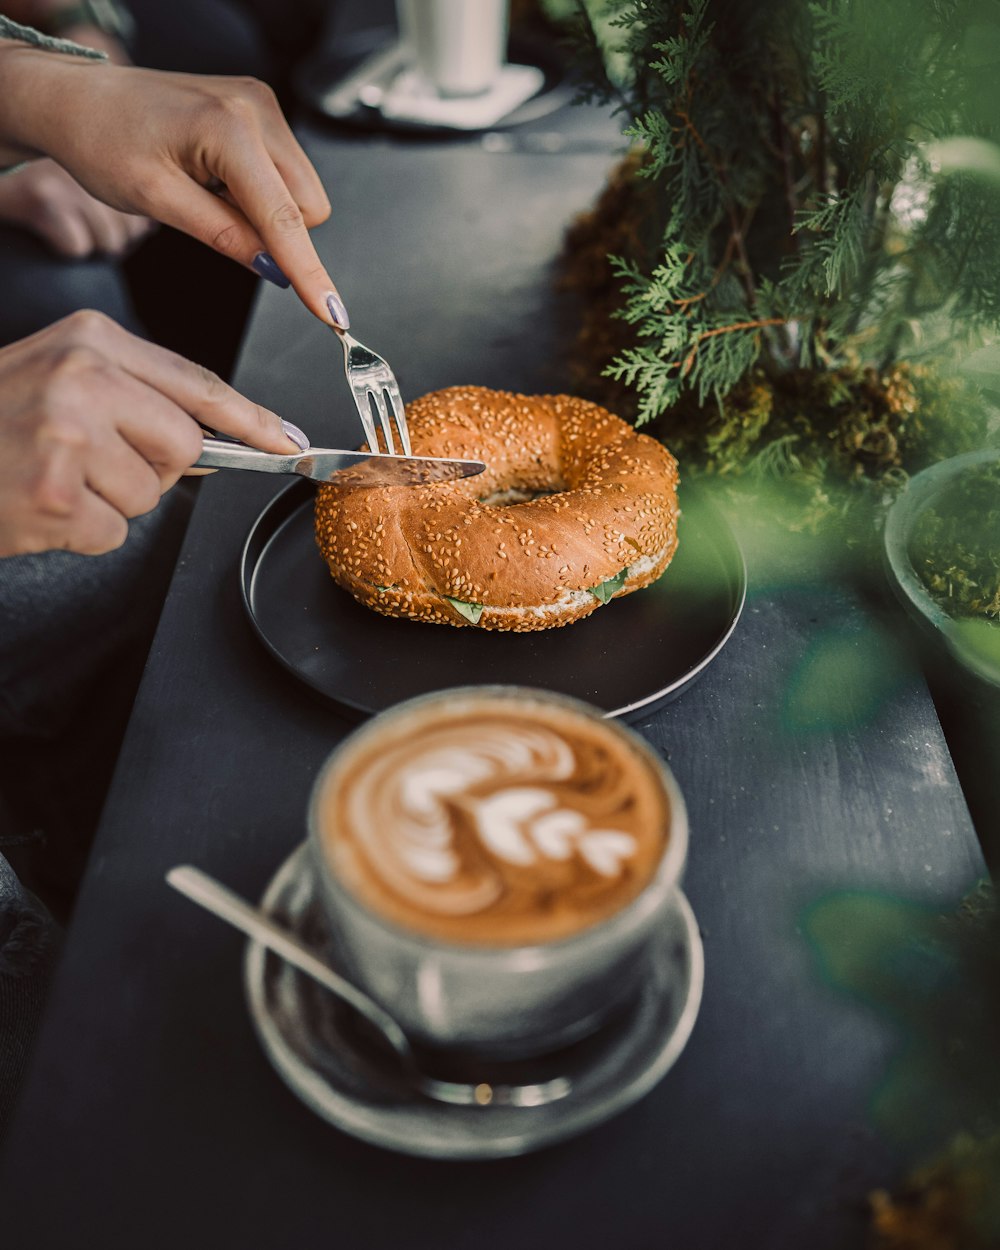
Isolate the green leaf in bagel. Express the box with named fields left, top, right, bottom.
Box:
left=589, top=567, right=629, bottom=604
left=444, top=597, right=485, bottom=625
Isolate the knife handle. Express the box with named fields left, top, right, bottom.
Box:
left=195, top=438, right=301, bottom=474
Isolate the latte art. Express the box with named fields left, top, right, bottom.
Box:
left=388, top=727, right=576, bottom=884
left=318, top=695, right=671, bottom=945
left=351, top=729, right=638, bottom=895
left=469, top=788, right=637, bottom=876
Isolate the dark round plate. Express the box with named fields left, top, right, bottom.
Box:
left=240, top=480, right=745, bottom=722
left=293, top=27, right=572, bottom=135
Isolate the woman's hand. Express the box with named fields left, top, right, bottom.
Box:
left=0, top=48, right=348, bottom=327
left=0, top=309, right=303, bottom=557
left=0, top=157, right=153, bottom=257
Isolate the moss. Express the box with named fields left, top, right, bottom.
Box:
left=909, top=462, right=1000, bottom=623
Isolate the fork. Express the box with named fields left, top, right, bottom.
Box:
left=336, top=329, right=412, bottom=457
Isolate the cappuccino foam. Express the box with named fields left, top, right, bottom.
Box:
left=316, top=694, right=671, bottom=945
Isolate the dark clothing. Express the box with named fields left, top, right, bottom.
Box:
left=0, top=0, right=324, bottom=1133
left=0, top=852, right=59, bottom=1150
left=0, top=0, right=272, bottom=913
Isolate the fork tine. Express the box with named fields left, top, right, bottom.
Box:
left=351, top=385, right=381, bottom=453
left=338, top=329, right=380, bottom=453
left=370, top=388, right=398, bottom=455
left=382, top=382, right=411, bottom=457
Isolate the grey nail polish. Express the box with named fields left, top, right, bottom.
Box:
left=281, top=420, right=310, bottom=450
left=326, top=291, right=350, bottom=330
left=251, top=252, right=291, bottom=289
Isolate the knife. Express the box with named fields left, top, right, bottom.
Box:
left=195, top=438, right=486, bottom=488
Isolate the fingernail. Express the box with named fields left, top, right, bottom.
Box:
left=281, top=420, right=310, bottom=450
left=251, top=252, right=290, bottom=289
left=326, top=291, right=350, bottom=330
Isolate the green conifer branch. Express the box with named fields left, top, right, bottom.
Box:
left=555, top=0, right=1000, bottom=431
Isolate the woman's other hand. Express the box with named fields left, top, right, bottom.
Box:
left=0, top=158, right=153, bottom=257
left=0, top=309, right=304, bottom=557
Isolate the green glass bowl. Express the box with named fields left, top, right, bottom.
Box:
left=883, top=447, right=1000, bottom=691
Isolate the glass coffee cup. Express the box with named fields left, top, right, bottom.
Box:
left=307, top=686, right=688, bottom=1062
left=395, top=0, right=509, bottom=99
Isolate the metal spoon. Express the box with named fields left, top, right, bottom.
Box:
left=166, top=865, right=572, bottom=1109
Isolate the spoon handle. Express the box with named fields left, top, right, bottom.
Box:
left=166, top=864, right=574, bottom=1110
left=165, top=864, right=411, bottom=1057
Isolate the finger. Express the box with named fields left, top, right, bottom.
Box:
left=31, top=437, right=129, bottom=554
left=126, top=214, right=155, bottom=242
left=255, top=113, right=331, bottom=228
left=271, top=150, right=330, bottom=230
left=122, top=359, right=296, bottom=458
left=150, top=171, right=267, bottom=274
left=84, top=428, right=165, bottom=518
left=35, top=369, right=164, bottom=523
left=68, top=361, right=203, bottom=492
left=81, top=200, right=132, bottom=256
left=122, top=214, right=156, bottom=253
left=41, top=208, right=95, bottom=259
left=32, top=432, right=85, bottom=520
left=62, top=312, right=302, bottom=455
left=153, top=166, right=346, bottom=328
left=211, top=141, right=345, bottom=327
left=204, top=78, right=330, bottom=228
left=58, top=493, right=130, bottom=555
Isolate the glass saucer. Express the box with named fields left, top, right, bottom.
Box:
left=243, top=844, right=704, bottom=1160
left=378, top=63, right=546, bottom=131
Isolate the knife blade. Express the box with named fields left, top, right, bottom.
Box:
left=195, top=438, right=486, bottom=488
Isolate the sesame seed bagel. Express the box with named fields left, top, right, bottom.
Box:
left=313, top=386, right=680, bottom=631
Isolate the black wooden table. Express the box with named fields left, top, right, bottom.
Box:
left=0, top=22, right=987, bottom=1249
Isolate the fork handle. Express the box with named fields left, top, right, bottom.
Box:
left=333, top=327, right=359, bottom=351
left=195, top=438, right=301, bottom=474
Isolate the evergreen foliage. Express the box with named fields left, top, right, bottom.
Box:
left=550, top=0, right=1000, bottom=507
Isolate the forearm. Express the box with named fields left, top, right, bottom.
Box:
left=0, top=38, right=104, bottom=165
